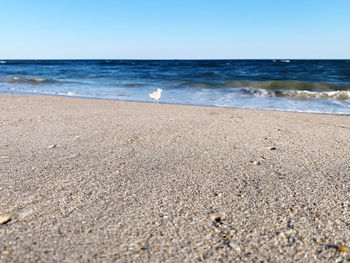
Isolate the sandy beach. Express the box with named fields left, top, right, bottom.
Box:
left=0, top=94, right=349, bottom=262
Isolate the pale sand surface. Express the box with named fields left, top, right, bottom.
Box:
left=0, top=95, right=350, bottom=262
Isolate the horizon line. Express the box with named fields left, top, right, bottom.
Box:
left=1, top=58, right=350, bottom=60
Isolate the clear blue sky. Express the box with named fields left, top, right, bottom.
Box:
left=1, top=0, right=349, bottom=59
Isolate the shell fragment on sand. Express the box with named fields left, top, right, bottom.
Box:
left=337, top=245, right=349, bottom=253
left=266, top=147, right=277, bottom=150
left=0, top=215, right=11, bottom=225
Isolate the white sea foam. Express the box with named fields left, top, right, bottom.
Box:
left=65, top=91, right=77, bottom=96
left=8, top=87, right=88, bottom=98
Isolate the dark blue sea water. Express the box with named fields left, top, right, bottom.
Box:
left=1, top=59, right=350, bottom=114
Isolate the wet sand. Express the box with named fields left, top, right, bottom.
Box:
left=1, top=95, right=349, bottom=262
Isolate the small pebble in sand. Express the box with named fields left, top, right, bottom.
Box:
left=253, top=161, right=262, bottom=166
left=136, top=242, right=147, bottom=250
left=337, top=245, right=349, bottom=253
left=4, top=247, right=11, bottom=253
left=128, top=136, right=142, bottom=142
left=47, top=144, right=56, bottom=149
left=301, top=237, right=308, bottom=243
left=213, top=192, right=222, bottom=197
left=267, top=147, right=277, bottom=150
left=210, top=214, right=222, bottom=223
left=0, top=215, right=11, bottom=224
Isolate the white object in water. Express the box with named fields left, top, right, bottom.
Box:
left=149, top=88, right=163, bottom=103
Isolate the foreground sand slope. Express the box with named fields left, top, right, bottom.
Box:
left=1, top=95, right=349, bottom=262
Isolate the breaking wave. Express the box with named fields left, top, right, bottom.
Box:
left=240, top=88, right=350, bottom=100
left=223, top=80, right=350, bottom=91
left=224, top=80, right=350, bottom=101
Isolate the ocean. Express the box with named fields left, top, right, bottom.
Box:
left=0, top=59, right=349, bottom=114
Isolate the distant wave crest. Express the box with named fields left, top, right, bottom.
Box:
left=6, top=76, right=58, bottom=84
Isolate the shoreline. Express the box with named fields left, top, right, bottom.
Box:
left=1, top=94, right=349, bottom=261
left=3, top=93, right=350, bottom=116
